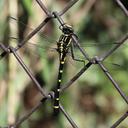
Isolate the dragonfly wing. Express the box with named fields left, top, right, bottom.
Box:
left=9, top=16, right=57, bottom=45
left=9, top=16, right=59, bottom=61
left=9, top=36, right=58, bottom=60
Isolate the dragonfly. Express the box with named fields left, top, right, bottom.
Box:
left=53, top=24, right=75, bottom=115
left=9, top=16, right=88, bottom=116
left=7, top=16, right=128, bottom=115
left=8, top=16, right=124, bottom=61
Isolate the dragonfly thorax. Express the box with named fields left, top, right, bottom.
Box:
left=57, top=34, right=72, bottom=55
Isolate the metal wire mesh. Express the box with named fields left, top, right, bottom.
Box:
left=0, top=0, right=128, bottom=127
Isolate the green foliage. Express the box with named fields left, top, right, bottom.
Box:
left=22, top=0, right=33, bottom=16
left=0, top=100, right=7, bottom=126
left=0, top=0, right=127, bottom=128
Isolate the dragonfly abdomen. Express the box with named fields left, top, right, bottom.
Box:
left=53, top=56, right=65, bottom=115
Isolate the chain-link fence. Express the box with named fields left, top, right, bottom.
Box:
left=0, top=0, right=128, bottom=128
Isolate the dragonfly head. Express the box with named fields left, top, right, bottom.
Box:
left=60, top=24, right=74, bottom=35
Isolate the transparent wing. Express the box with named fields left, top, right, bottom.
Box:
left=9, top=16, right=128, bottom=71
left=9, top=36, right=58, bottom=60
left=9, top=16, right=123, bottom=49
left=9, top=16, right=57, bottom=44
left=9, top=16, right=59, bottom=60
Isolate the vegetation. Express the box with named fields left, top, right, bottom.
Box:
left=0, top=0, right=127, bottom=128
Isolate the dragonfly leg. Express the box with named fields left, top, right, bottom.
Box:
left=70, top=43, right=85, bottom=65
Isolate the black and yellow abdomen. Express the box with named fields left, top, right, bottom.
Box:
left=53, top=34, right=72, bottom=116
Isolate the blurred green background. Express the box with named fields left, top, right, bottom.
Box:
left=0, top=0, right=128, bottom=128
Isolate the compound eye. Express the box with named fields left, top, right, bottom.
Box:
left=59, top=24, right=74, bottom=34
left=63, top=25, right=73, bottom=34
left=65, top=24, right=73, bottom=30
